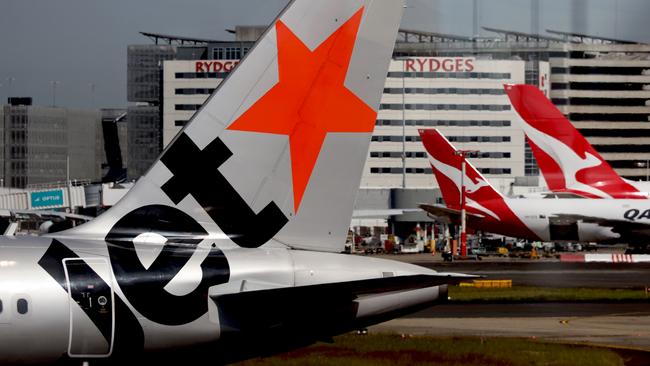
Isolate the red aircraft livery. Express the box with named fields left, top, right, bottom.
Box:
left=505, top=84, right=646, bottom=200
left=419, top=128, right=542, bottom=241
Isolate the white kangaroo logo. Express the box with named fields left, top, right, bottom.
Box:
left=515, top=117, right=610, bottom=198
left=428, top=156, right=501, bottom=221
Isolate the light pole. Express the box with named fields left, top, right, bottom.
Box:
left=7, top=77, right=15, bottom=97
left=4, top=77, right=15, bottom=104
left=50, top=81, right=60, bottom=107
left=401, top=58, right=406, bottom=188
left=455, top=149, right=478, bottom=257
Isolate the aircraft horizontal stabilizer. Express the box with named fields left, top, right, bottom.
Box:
left=210, top=272, right=474, bottom=361
left=212, top=273, right=475, bottom=303
left=212, top=273, right=474, bottom=331
left=419, top=203, right=487, bottom=223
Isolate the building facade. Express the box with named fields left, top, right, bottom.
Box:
left=547, top=35, right=650, bottom=180
left=362, top=57, right=549, bottom=190
left=126, top=36, right=253, bottom=178
left=395, top=28, right=650, bottom=182
left=126, top=45, right=177, bottom=178
left=133, top=28, right=650, bottom=194
left=161, top=60, right=237, bottom=146
left=160, top=55, right=546, bottom=193
left=0, top=101, right=103, bottom=188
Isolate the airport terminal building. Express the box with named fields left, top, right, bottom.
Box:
left=125, top=27, right=650, bottom=234
left=161, top=59, right=238, bottom=147
left=127, top=30, right=260, bottom=178
left=161, top=56, right=539, bottom=193
left=547, top=36, right=650, bottom=179
left=393, top=28, right=650, bottom=181
left=363, top=57, right=548, bottom=191
left=0, top=98, right=104, bottom=188
left=150, top=31, right=551, bottom=191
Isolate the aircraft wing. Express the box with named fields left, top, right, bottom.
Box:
left=550, top=213, right=650, bottom=242
left=419, top=203, right=487, bottom=224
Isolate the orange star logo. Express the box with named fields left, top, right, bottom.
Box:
left=227, top=7, right=376, bottom=213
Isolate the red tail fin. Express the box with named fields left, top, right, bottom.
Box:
left=419, top=128, right=541, bottom=240
left=505, top=84, right=644, bottom=199
left=419, top=129, right=503, bottom=219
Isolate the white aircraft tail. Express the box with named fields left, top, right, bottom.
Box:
left=62, top=0, right=404, bottom=252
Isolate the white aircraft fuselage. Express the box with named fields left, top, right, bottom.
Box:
left=464, top=197, right=650, bottom=243
left=0, top=236, right=452, bottom=364
left=0, top=1, right=474, bottom=364
left=419, top=128, right=650, bottom=245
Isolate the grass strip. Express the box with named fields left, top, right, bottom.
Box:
left=449, top=285, right=650, bottom=302
left=235, top=334, right=625, bottom=366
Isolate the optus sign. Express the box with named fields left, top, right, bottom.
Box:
left=195, top=60, right=239, bottom=73
left=402, top=58, right=475, bottom=72
left=31, top=189, right=64, bottom=208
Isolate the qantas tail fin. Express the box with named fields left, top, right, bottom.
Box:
left=418, top=129, right=506, bottom=220
left=504, top=84, right=644, bottom=199
left=62, top=0, right=405, bottom=252
left=419, top=128, right=542, bottom=240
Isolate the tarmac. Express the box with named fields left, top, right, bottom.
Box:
left=412, top=302, right=650, bottom=318
left=380, top=253, right=650, bottom=288
left=366, top=253, right=650, bottom=351
left=371, top=315, right=650, bottom=350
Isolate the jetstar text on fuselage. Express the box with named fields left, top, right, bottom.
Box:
left=404, top=57, right=474, bottom=72
left=195, top=60, right=240, bottom=73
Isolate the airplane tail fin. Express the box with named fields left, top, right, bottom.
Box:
left=418, top=129, right=506, bottom=219
left=419, top=128, right=542, bottom=240
left=63, top=0, right=405, bottom=252
left=504, top=84, right=643, bottom=199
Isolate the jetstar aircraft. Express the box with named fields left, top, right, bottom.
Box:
left=419, top=128, right=650, bottom=247
left=504, top=83, right=650, bottom=199
left=0, top=2, right=473, bottom=364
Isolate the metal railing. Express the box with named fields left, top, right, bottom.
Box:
left=26, top=179, right=92, bottom=190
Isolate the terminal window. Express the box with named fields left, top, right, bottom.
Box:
left=213, top=47, right=242, bottom=60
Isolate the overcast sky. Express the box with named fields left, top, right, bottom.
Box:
left=1, top=0, right=649, bottom=109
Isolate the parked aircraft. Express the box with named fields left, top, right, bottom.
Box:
left=0, top=1, right=471, bottom=364
left=504, top=83, right=650, bottom=199
left=419, top=128, right=650, bottom=246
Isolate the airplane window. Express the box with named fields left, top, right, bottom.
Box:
left=16, top=298, right=28, bottom=315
